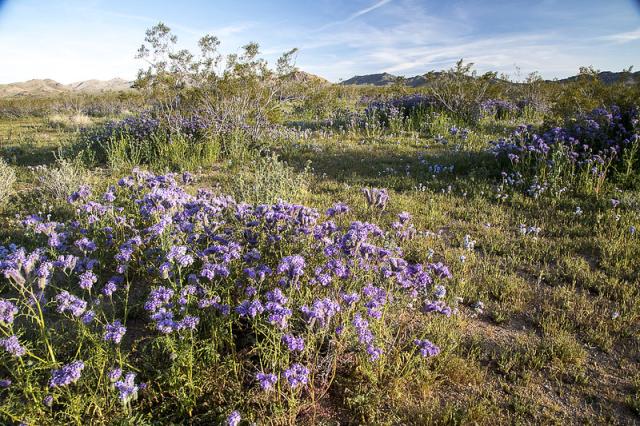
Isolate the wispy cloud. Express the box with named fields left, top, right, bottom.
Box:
left=600, top=27, right=640, bottom=44
left=349, top=0, right=393, bottom=20
left=315, top=0, right=393, bottom=32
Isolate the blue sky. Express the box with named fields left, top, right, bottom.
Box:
left=0, top=0, right=639, bottom=83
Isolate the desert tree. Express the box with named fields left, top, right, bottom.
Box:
left=135, top=22, right=298, bottom=133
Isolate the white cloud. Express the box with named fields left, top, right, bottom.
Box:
left=349, top=0, right=393, bottom=20
left=600, top=27, right=640, bottom=44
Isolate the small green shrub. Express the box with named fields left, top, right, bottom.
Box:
left=0, top=158, right=17, bottom=209
left=234, top=154, right=310, bottom=204
left=31, top=157, right=89, bottom=205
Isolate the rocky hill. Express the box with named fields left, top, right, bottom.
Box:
left=0, top=78, right=133, bottom=98
left=340, top=70, right=639, bottom=87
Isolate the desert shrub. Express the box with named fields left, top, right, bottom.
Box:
left=0, top=158, right=16, bottom=209
left=0, top=169, right=454, bottom=423
left=426, top=60, right=495, bottom=125
left=71, top=112, right=222, bottom=170
left=551, top=67, right=640, bottom=120
left=47, top=113, right=92, bottom=130
left=30, top=157, right=89, bottom=204
left=234, top=154, right=310, bottom=204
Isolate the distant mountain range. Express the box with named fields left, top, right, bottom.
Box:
left=340, top=70, right=640, bottom=87
left=0, top=69, right=637, bottom=98
left=0, top=78, right=133, bottom=98
left=340, top=72, right=430, bottom=87
left=0, top=72, right=331, bottom=98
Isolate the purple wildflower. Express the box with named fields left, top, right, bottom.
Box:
left=114, top=372, right=139, bottom=402
left=0, top=299, right=18, bottom=325
left=108, top=367, right=123, bottom=382
left=81, top=310, right=96, bottom=324
left=49, top=361, right=85, bottom=387
left=0, top=335, right=25, bottom=357
left=144, top=287, right=174, bottom=313
left=236, top=299, right=264, bottom=318
left=55, top=291, right=87, bottom=317
left=78, top=270, right=97, bottom=290
left=226, top=411, right=241, bottom=426
left=300, top=298, right=340, bottom=327
left=277, top=255, right=306, bottom=279
left=256, top=372, right=278, bottom=391
left=104, top=320, right=126, bottom=344
left=284, top=363, right=310, bottom=389
left=282, top=334, right=305, bottom=352
left=43, top=395, right=53, bottom=407
left=414, top=339, right=440, bottom=357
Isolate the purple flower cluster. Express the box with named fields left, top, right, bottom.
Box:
left=0, top=168, right=455, bottom=415
left=55, top=291, right=87, bottom=317
left=491, top=105, right=639, bottom=183
left=414, top=339, right=440, bottom=357
left=300, top=298, right=340, bottom=327
left=0, top=335, right=25, bottom=357
left=282, top=334, right=305, bottom=352
left=480, top=99, right=518, bottom=119
left=277, top=255, right=306, bottom=280
left=0, top=299, right=18, bottom=325
left=114, top=372, right=139, bottom=402
left=49, top=361, right=85, bottom=387
left=256, top=372, right=278, bottom=390
left=283, top=363, right=310, bottom=389
left=104, top=320, right=127, bottom=344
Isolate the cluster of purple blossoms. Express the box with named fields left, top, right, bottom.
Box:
left=428, top=262, right=452, bottom=280
left=277, top=255, right=306, bottom=280
left=282, top=334, right=305, bottom=352
left=480, top=99, right=518, bottom=119
left=114, top=372, right=139, bottom=402
left=78, top=270, right=97, bottom=290
left=352, top=314, right=383, bottom=361
left=74, top=237, right=97, bottom=253
left=0, top=167, right=457, bottom=418
left=414, top=339, right=441, bottom=357
left=102, top=277, right=120, bottom=296
left=49, top=361, right=85, bottom=387
left=144, top=286, right=201, bottom=333
left=68, top=185, right=92, bottom=204
left=491, top=105, right=639, bottom=184
left=55, top=291, right=87, bottom=317
left=0, top=299, right=18, bottom=325
left=226, top=411, right=241, bottom=426
left=256, top=372, right=278, bottom=391
left=265, top=288, right=292, bottom=329
left=326, top=202, right=350, bottom=217
left=244, top=264, right=272, bottom=282
left=283, top=363, right=310, bottom=389
left=236, top=299, right=264, bottom=318
left=104, top=320, right=127, bottom=344
left=0, top=335, right=26, bottom=357
left=108, top=367, right=123, bottom=382
left=81, top=310, right=96, bottom=324
left=300, top=298, right=340, bottom=327
left=166, top=245, right=194, bottom=268
left=423, top=300, right=452, bottom=317
left=392, top=212, right=417, bottom=241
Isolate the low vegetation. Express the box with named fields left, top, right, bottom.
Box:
left=0, top=23, right=638, bottom=425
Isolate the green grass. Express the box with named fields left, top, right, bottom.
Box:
left=1, top=114, right=639, bottom=424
